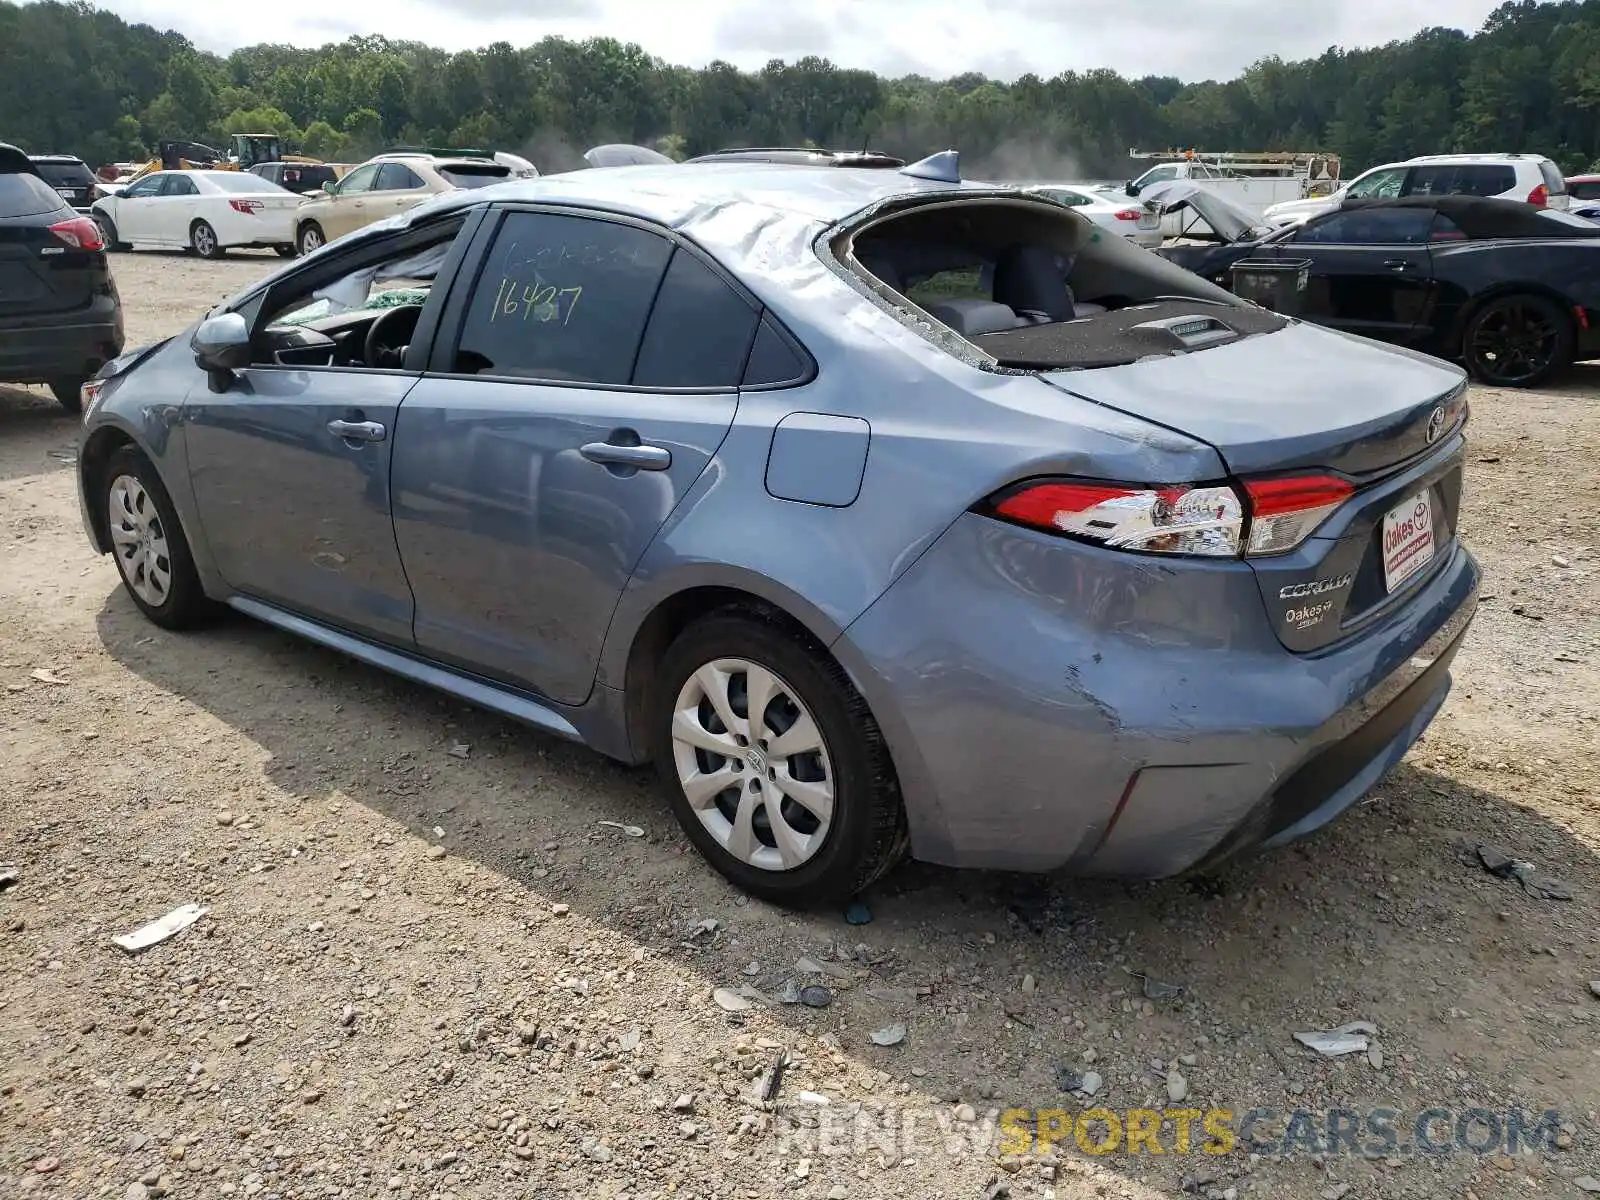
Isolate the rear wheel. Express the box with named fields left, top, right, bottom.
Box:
left=652, top=612, right=906, bottom=905
left=49, top=377, right=85, bottom=413
left=297, top=222, right=325, bottom=256
left=101, top=445, right=212, bottom=630
left=190, top=220, right=225, bottom=260
left=1463, top=293, right=1573, bottom=388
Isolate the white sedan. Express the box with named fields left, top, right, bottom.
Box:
left=90, top=170, right=302, bottom=259
left=1023, top=184, right=1164, bottom=248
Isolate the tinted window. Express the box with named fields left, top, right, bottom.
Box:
left=33, top=160, right=94, bottom=188
left=1042, top=189, right=1091, bottom=208
left=632, top=249, right=759, bottom=388
left=161, top=175, right=198, bottom=196
left=339, top=164, right=379, bottom=193
left=1569, top=180, right=1600, bottom=201
left=0, top=171, right=68, bottom=218
left=205, top=172, right=288, bottom=194
left=439, top=163, right=512, bottom=189
left=1297, top=208, right=1435, bottom=244
left=454, top=212, right=672, bottom=384
left=1405, top=164, right=1515, bottom=198
left=742, top=317, right=810, bottom=387
left=1430, top=214, right=1467, bottom=241
left=377, top=163, right=424, bottom=190
left=1346, top=168, right=1407, bottom=199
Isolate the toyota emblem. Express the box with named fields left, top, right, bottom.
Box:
left=1425, top=406, right=1446, bottom=444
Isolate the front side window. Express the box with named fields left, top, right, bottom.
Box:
left=161, top=175, right=198, bottom=197
left=453, top=211, right=673, bottom=384
left=338, top=164, right=379, bottom=194
left=1346, top=168, right=1407, bottom=199
left=1296, top=207, right=1435, bottom=244
left=1136, top=165, right=1180, bottom=187
left=121, top=175, right=163, bottom=199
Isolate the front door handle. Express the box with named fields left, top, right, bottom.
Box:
left=1382, top=259, right=1413, bottom=271
left=580, top=441, right=671, bottom=470
left=327, top=418, right=386, bottom=442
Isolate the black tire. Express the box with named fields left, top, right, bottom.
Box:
left=190, top=220, right=225, bottom=260
left=652, top=611, right=906, bottom=905
left=274, top=244, right=297, bottom=258
left=49, top=377, right=86, bottom=413
left=1462, top=292, right=1574, bottom=388
left=94, top=213, right=128, bottom=252
left=297, top=222, right=326, bottom=256
left=101, top=445, right=213, bottom=630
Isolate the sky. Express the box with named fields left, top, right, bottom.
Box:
left=65, top=0, right=1508, bottom=82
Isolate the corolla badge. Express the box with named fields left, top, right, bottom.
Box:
left=1278, top=573, right=1353, bottom=600
left=1425, top=406, right=1447, bottom=444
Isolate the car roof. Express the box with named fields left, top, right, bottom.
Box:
left=28, top=153, right=87, bottom=164
left=1402, top=152, right=1547, bottom=164
left=1340, top=194, right=1596, bottom=238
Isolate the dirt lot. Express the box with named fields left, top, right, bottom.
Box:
left=2, top=250, right=1598, bottom=1200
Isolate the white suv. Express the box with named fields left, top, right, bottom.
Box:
left=1264, top=153, right=1569, bottom=226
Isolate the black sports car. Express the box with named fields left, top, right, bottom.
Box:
left=1151, top=188, right=1600, bottom=388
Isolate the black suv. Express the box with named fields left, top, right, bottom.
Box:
left=0, top=143, right=123, bottom=412
left=28, top=154, right=98, bottom=209
left=248, top=161, right=340, bottom=195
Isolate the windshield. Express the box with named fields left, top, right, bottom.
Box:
left=204, top=172, right=291, bottom=194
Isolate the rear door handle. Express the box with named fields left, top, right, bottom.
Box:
left=1383, top=259, right=1414, bottom=271
left=580, top=441, right=671, bottom=470
left=327, top=418, right=386, bottom=442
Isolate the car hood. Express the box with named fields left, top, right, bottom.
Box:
left=1141, top=180, right=1268, bottom=243
left=1040, top=319, right=1467, bottom=478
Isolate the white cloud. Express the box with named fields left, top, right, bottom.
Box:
left=61, top=0, right=1505, bottom=81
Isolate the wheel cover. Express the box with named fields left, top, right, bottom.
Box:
left=1470, top=301, right=1558, bottom=385
left=194, top=225, right=215, bottom=254
left=670, top=657, right=835, bottom=872
left=302, top=227, right=323, bottom=251
left=107, top=474, right=173, bottom=608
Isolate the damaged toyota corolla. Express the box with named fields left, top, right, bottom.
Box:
left=76, top=151, right=1479, bottom=904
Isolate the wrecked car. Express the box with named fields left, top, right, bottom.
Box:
left=78, top=152, right=1478, bottom=904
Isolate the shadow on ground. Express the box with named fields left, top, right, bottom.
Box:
left=93, top=588, right=1600, bottom=1195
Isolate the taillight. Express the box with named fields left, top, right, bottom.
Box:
left=1242, top=474, right=1354, bottom=554
left=229, top=199, right=263, bottom=214
left=1114, top=208, right=1141, bottom=221
left=47, top=216, right=104, bottom=251
left=1528, top=184, right=1549, bottom=208
left=985, top=472, right=1355, bottom=558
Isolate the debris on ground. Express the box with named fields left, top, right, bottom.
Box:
left=844, top=900, right=873, bottom=925
left=1574, top=1175, right=1600, bottom=1194
left=1590, top=980, right=1600, bottom=999
left=111, top=903, right=207, bottom=953
left=0, top=863, right=16, bottom=892
left=1293, top=1021, right=1377, bottom=1057
left=446, top=742, right=470, bottom=758
left=1476, top=843, right=1574, bottom=900
left=29, top=668, right=68, bottom=685
left=713, top=987, right=754, bottom=1013
left=1054, top=1064, right=1083, bottom=1092
left=1076, top=1071, right=1103, bottom=1097
left=759, top=1050, right=787, bottom=1101
left=868, top=1022, right=906, bottom=1046
left=1126, top=967, right=1185, bottom=1000
left=799, top=985, right=833, bottom=1008
left=597, top=820, right=645, bottom=837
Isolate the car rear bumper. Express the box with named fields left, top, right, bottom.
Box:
left=0, top=303, right=123, bottom=385
left=837, top=511, right=1480, bottom=876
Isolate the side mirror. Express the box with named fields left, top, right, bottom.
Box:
left=1125, top=180, right=1141, bottom=197
left=192, top=312, right=251, bottom=379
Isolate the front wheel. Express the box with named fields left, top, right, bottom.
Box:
left=101, top=445, right=212, bottom=630
left=190, top=220, right=225, bottom=260
left=1462, top=293, right=1573, bottom=388
left=297, top=223, right=325, bottom=256
left=94, top=213, right=128, bottom=251
left=652, top=612, right=906, bottom=905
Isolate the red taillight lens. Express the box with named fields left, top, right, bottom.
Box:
left=229, top=198, right=263, bottom=214
left=985, top=472, right=1356, bottom=559
left=1114, top=208, right=1141, bottom=221
left=1528, top=184, right=1549, bottom=208
left=1242, top=474, right=1354, bottom=554
left=992, top=481, right=1246, bottom=557
left=47, top=216, right=104, bottom=251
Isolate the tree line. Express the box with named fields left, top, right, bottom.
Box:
left=4, top=0, right=1600, bottom=179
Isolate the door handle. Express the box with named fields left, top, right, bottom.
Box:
left=327, top=418, right=386, bottom=442
left=1382, top=259, right=1413, bottom=271
left=580, top=441, right=671, bottom=470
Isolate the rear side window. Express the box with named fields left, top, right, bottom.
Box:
left=439, top=163, right=511, bottom=189
left=632, top=249, right=760, bottom=388
left=1298, top=208, right=1435, bottom=244
left=377, top=163, right=424, bottom=190
left=742, top=317, right=811, bottom=387
left=0, top=171, right=69, bottom=218
left=453, top=211, right=672, bottom=384
left=1406, top=164, right=1516, bottom=198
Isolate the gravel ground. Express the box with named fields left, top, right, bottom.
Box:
left=2, top=250, right=1598, bottom=1200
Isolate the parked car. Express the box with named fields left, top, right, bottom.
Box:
left=28, top=154, right=98, bottom=210
left=91, top=170, right=301, bottom=258
left=293, top=152, right=512, bottom=254
left=1023, top=183, right=1163, bottom=248
left=0, top=143, right=123, bottom=411
left=685, top=147, right=906, bottom=168
left=248, top=161, right=343, bottom=195
left=1154, top=184, right=1600, bottom=387
left=77, top=156, right=1479, bottom=903
left=1264, top=153, right=1570, bottom=227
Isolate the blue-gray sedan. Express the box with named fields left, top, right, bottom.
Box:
left=75, top=155, right=1480, bottom=903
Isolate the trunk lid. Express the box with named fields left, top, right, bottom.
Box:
left=0, top=169, right=95, bottom=317
left=1039, top=320, right=1469, bottom=654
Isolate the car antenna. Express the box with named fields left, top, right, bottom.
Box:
left=900, top=150, right=961, bottom=183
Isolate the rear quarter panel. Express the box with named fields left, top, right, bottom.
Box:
left=1429, top=240, right=1600, bottom=350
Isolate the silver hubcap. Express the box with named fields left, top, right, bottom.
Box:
left=195, top=226, right=214, bottom=254
left=107, top=474, right=172, bottom=608
left=671, top=657, right=835, bottom=872
left=303, top=228, right=322, bottom=251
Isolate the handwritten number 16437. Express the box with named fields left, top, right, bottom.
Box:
left=490, top=278, right=583, bottom=326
